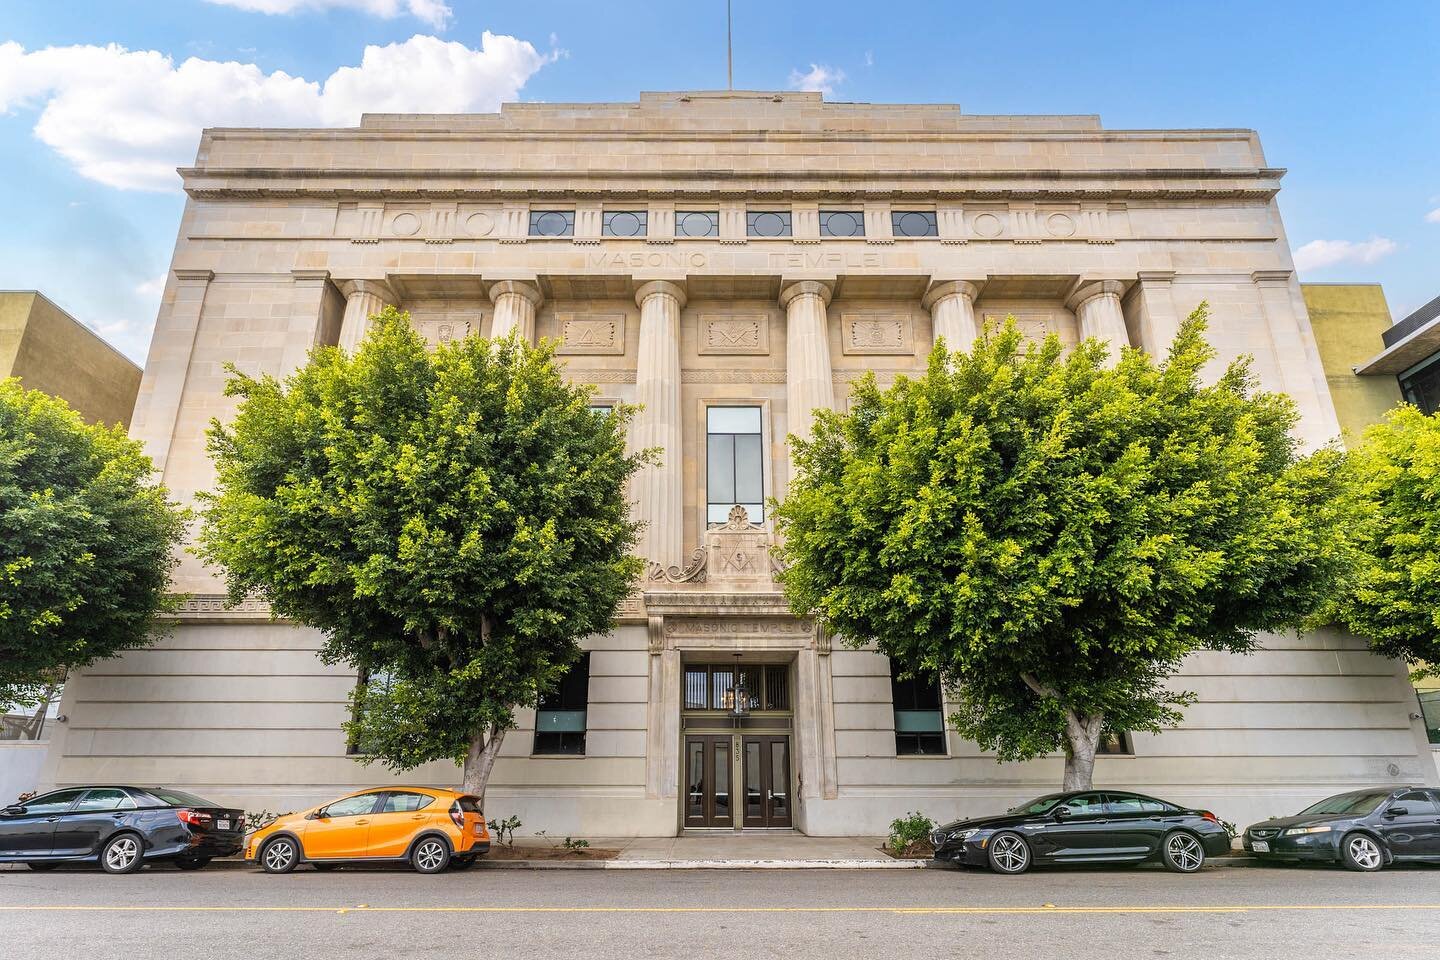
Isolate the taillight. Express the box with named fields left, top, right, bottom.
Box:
left=1200, top=811, right=1218, bottom=823
left=177, top=809, right=212, bottom=827
left=449, top=802, right=464, bottom=830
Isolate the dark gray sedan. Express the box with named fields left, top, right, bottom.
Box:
left=1243, top=786, right=1440, bottom=871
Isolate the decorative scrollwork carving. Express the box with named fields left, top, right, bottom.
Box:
left=646, top=547, right=707, bottom=584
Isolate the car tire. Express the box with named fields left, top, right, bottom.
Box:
left=25, top=862, right=60, bottom=872
left=101, top=833, right=145, bottom=875
left=410, top=836, right=451, bottom=874
left=986, top=831, right=1031, bottom=875
left=259, top=837, right=300, bottom=874
left=448, top=854, right=477, bottom=871
left=1340, top=832, right=1384, bottom=872
left=174, top=857, right=210, bottom=871
left=1161, top=831, right=1206, bottom=873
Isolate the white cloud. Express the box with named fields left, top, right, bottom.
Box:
left=1425, top=207, right=1440, bottom=224
left=205, top=0, right=453, bottom=29
left=863, top=50, right=874, bottom=68
left=1292, top=236, right=1398, bottom=273
left=788, top=63, right=845, bottom=96
left=0, top=33, right=550, bottom=191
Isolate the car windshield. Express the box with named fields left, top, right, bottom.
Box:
left=144, top=789, right=217, bottom=807
left=1007, top=794, right=1065, bottom=815
left=1297, top=792, right=1390, bottom=816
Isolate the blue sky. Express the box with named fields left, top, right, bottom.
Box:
left=1, top=0, right=1436, bottom=362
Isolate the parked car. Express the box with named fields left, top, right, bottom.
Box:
left=1242, top=786, right=1440, bottom=871
left=930, top=790, right=1231, bottom=874
left=246, top=786, right=489, bottom=874
left=0, top=785, right=245, bottom=873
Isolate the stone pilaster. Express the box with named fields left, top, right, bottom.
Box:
left=631, top=279, right=687, bottom=569
left=1129, top=271, right=1181, bottom=357
left=780, top=280, right=835, bottom=443
left=922, top=280, right=982, bottom=354
left=1067, top=279, right=1131, bottom=367
left=1253, top=270, right=1340, bottom=450
left=336, top=279, right=396, bottom=353
left=487, top=280, right=543, bottom=343
left=129, top=268, right=213, bottom=475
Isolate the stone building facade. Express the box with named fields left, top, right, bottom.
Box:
left=41, top=91, right=1437, bottom=835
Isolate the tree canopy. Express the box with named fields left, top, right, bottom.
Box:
left=0, top=378, right=186, bottom=707
left=198, top=308, right=645, bottom=797
left=1336, top=404, right=1440, bottom=679
left=774, top=307, right=1356, bottom=789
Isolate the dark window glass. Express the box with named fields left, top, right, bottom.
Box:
left=588, top=404, right=614, bottom=416
left=819, top=210, right=865, bottom=237
left=707, top=406, right=764, bottom=524
left=684, top=666, right=709, bottom=710
left=1418, top=689, right=1440, bottom=745
left=534, top=653, right=590, bottom=755
left=1097, top=730, right=1134, bottom=755
left=1105, top=794, right=1168, bottom=814
left=675, top=211, right=719, bottom=238
left=764, top=665, right=790, bottom=711
left=457, top=796, right=482, bottom=814
left=1391, top=791, right=1439, bottom=815
left=74, top=789, right=136, bottom=812
left=529, top=210, right=575, bottom=237
left=1399, top=354, right=1440, bottom=415
left=144, top=789, right=216, bottom=807
left=602, top=210, right=647, bottom=237
left=1058, top=793, right=1106, bottom=816
left=746, top=211, right=792, bottom=237
left=890, top=660, right=945, bottom=755
left=1298, top=791, right=1389, bottom=816
left=19, top=789, right=85, bottom=814
left=325, top=793, right=382, bottom=818
left=380, top=792, right=434, bottom=813
left=891, top=210, right=938, bottom=238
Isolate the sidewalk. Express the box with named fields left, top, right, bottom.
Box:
left=565, top=833, right=916, bottom=870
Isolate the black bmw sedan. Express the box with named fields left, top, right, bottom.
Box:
left=1242, top=786, right=1440, bottom=871
left=1, top=786, right=245, bottom=873
left=931, top=790, right=1232, bottom=874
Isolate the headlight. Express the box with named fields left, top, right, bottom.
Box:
left=1282, top=825, right=1333, bottom=836
left=950, top=828, right=979, bottom=842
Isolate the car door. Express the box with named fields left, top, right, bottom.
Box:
left=0, top=789, right=86, bottom=857
left=366, top=792, right=438, bottom=858
left=1101, top=793, right=1164, bottom=858
left=300, top=792, right=383, bottom=860
left=51, top=789, right=138, bottom=856
left=1037, top=793, right=1111, bottom=861
left=1375, top=790, right=1440, bottom=860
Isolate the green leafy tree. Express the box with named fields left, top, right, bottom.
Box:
left=0, top=378, right=186, bottom=714
left=774, top=307, right=1356, bottom=790
left=1336, top=404, right=1440, bottom=678
left=198, top=308, right=644, bottom=799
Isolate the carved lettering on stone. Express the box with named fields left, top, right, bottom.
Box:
left=699, top=314, right=769, bottom=355
left=557, top=314, right=625, bottom=355
left=841, top=314, right=913, bottom=355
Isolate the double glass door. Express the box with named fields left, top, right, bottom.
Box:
left=684, top=734, right=792, bottom=828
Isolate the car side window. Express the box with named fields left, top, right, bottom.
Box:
left=1105, top=795, right=1147, bottom=814
left=379, top=793, right=434, bottom=814
left=17, top=789, right=85, bottom=815
left=323, top=793, right=381, bottom=818
left=1059, top=793, right=1105, bottom=816
left=1393, top=791, right=1438, bottom=815
left=74, top=789, right=137, bottom=812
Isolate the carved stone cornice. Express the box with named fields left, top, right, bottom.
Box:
left=164, top=594, right=278, bottom=622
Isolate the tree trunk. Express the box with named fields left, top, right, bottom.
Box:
left=461, top=725, right=506, bottom=804
left=1061, top=711, right=1105, bottom=791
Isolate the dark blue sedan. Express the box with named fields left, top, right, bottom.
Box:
left=1243, top=787, right=1440, bottom=871
left=1, top=786, right=245, bottom=873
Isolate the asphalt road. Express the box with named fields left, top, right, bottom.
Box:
left=1, top=863, right=1437, bottom=960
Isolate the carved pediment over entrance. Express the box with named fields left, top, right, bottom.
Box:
left=644, top=506, right=781, bottom=590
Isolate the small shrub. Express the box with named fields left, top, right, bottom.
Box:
left=488, top=814, right=521, bottom=847
left=887, top=811, right=936, bottom=857
left=563, top=837, right=590, bottom=853
left=1220, top=819, right=1238, bottom=840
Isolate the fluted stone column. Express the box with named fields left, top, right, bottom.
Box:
left=781, top=280, right=835, bottom=443
left=487, top=280, right=543, bottom=343
left=336, top=279, right=396, bottom=353
left=922, top=280, right=981, bottom=354
left=631, top=280, right=687, bottom=569
left=1068, top=280, right=1131, bottom=367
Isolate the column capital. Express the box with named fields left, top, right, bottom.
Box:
left=1251, top=269, right=1295, bottom=286
left=290, top=269, right=331, bottom=284
left=1066, top=278, right=1126, bottom=313
left=173, top=269, right=215, bottom=283
left=635, top=279, right=687, bottom=310
left=336, top=278, right=396, bottom=304
left=488, top=279, right=544, bottom=308
left=779, top=279, right=834, bottom=309
left=921, top=279, right=982, bottom=310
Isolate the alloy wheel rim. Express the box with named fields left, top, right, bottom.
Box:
left=992, top=835, right=1027, bottom=872
left=1167, top=834, right=1203, bottom=872
left=264, top=841, right=293, bottom=871
left=1349, top=837, right=1381, bottom=870
left=106, top=837, right=138, bottom=871
left=416, top=841, right=445, bottom=871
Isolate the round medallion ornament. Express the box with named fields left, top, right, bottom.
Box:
left=1046, top=213, right=1077, bottom=237
left=391, top=212, right=421, bottom=237
left=971, top=213, right=1003, bottom=238
left=464, top=211, right=494, bottom=237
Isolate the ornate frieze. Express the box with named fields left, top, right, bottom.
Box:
left=841, top=313, right=913, bottom=355
left=556, top=314, right=625, bottom=355
left=698, top=314, right=769, bottom=355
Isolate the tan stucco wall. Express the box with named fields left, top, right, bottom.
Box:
left=0, top=291, right=143, bottom=428
left=1302, top=284, right=1402, bottom=448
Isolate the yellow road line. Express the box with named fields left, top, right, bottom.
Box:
left=1, top=904, right=1438, bottom=915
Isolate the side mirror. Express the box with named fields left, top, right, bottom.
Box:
left=1384, top=806, right=1409, bottom=818
left=1052, top=806, right=1072, bottom=821
left=1, top=805, right=26, bottom=817
left=306, top=809, right=324, bottom=820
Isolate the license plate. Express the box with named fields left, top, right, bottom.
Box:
left=217, top=819, right=231, bottom=831
left=1252, top=840, right=1269, bottom=853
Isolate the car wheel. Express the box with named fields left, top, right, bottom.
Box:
left=101, top=834, right=144, bottom=875
left=448, top=854, right=477, bottom=871
left=986, top=831, right=1031, bottom=875
left=1341, top=833, right=1384, bottom=872
left=410, top=836, right=450, bottom=874
left=174, top=857, right=210, bottom=871
left=260, top=837, right=299, bottom=874
left=25, top=862, right=60, bottom=872
left=1161, top=831, right=1206, bottom=873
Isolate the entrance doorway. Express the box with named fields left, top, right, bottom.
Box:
left=684, top=735, right=733, bottom=828
left=742, top=735, right=791, bottom=828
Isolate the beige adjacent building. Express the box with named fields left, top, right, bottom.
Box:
left=41, top=91, right=1437, bottom=835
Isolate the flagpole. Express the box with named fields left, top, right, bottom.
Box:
left=727, top=0, right=733, bottom=90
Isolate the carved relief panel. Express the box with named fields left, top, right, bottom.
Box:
left=840, top=312, right=914, bottom=355
left=698, top=314, right=770, bottom=355
left=556, top=313, right=626, bottom=355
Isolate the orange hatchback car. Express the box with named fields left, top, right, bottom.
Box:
left=246, top=787, right=489, bottom=874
